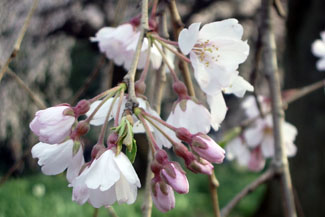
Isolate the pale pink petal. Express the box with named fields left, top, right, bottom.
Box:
left=199, top=19, right=244, bottom=41
left=178, top=22, right=201, bottom=55
left=226, top=137, right=250, bottom=167
left=248, top=148, right=265, bottom=171
left=88, top=187, right=116, bottom=208
left=207, top=93, right=228, bottom=131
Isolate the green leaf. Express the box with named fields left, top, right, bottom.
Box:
left=123, top=122, right=134, bottom=148
left=126, top=139, right=137, bottom=163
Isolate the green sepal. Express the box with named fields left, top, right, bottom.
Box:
left=126, top=139, right=137, bottom=163
left=73, top=140, right=81, bottom=156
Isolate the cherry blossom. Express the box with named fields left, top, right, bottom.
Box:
left=311, top=31, right=325, bottom=71
left=178, top=19, right=249, bottom=95
left=71, top=149, right=141, bottom=208
left=30, top=106, right=75, bottom=144
left=31, top=139, right=84, bottom=181
left=91, top=23, right=162, bottom=70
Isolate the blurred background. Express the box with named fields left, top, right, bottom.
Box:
left=0, top=0, right=324, bottom=216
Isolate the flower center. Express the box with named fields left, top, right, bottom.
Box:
left=193, top=40, right=220, bottom=67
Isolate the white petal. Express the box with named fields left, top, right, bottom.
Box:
left=243, top=122, right=264, bottom=148
left=199, top=19, right=243, bottom=41
left=316, top=58, right=325, bottom=71
left=86, top=99, right=114, bottom=126
left=261, top=136, right=274, bottom=157
left=178, top=22, right=201, bottom=55
left=166, top=100, right=211, bottom=134
left=224, top=75, right=254, bottom=97
left=114, top=152, right=141, bottom=187
left=150, top=43, right=163, bottom=69
left=89, top=187, right=116, bottom=208
left=190, top=52, right=235, bottom=95
left=312, top=39, right=325, bottom=57
left=115, top=175, right=138, bottom=204
left=84, top=150, right=120, bottom=191
left=211, top=39, right=249, bottom=72
left=32, top=140, right=74, bottom=175
left=66, top=146, right=85, bottom=183
left=207, top=93, right=228, bottom=131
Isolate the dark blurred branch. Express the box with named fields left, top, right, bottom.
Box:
left=210, top=172, right=221, bottom=217
left=0, top=0, right=40, bottom=85
left=221, top=169, right=275, bottom=217
left=261, top=0, right=297, bottom=216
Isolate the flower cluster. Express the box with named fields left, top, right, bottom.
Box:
left=30, top=16, right=253, bottom=212
left=225, top=95, right=298, bottom=171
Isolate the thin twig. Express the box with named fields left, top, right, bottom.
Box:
left=123, top=0, right=149, bottom=108
left=261, top=0, right=297, bottom=216
left=107, top=206, right=119, bottom=217
left=0, top=0, right=40, bottom=85
left=220, top=169, right=275, bottom=217
left=209, top=172, right=221, bottom=217
left=92, top=208, right=99, bottom=217
left=142, top=150, right=153, bottom=217
left=71, top=56, right=106, bottom=105
left=168, top=0, right=196, bottom=98
left=273, top=0, right=286, bottom=18
left=7, top=67, right=46, bottom=109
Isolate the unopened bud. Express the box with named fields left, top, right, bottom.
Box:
left=75, top=121, right=90, bottom=136
left=155, top=149, right=168, bottom=164
left=173, top=81, right=189, bottom=100
left=175, top=127, right=192, bottom=143
left=107, top=132, right=118, bottom=149
left=73, top=100, right=90, bottom=116
left=188, top=158, right=214, bottom=175
left=161, top=162, right=189, bottom=194
left=91, top=144, right=106, bottom=160
left=135, top=81, right=146, bottom=95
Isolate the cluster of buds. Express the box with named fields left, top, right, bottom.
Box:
left=225, top=95, right=298, bottom=171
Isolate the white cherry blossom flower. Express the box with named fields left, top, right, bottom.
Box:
left=71, top=149, right=141, bottom=208
left=92, top=23, right=162, bottom=70
left=312, top=31, right=325, bottom=71
left=178, top=19, right=249, bottom=95
left=31, top=139, right=84, bottom=181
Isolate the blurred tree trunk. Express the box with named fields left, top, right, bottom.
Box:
left=255, top=0, right=325, bottom=216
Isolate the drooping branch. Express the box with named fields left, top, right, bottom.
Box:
left=0, top=0, right=40, bottom=85
left=221, top=169, right=275, bottom=217
left=261, top=0, right=297, bottom=216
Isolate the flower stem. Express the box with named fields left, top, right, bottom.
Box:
left=138, top=39, right=152, bottom=83
left=137, top=113, right=159, bottom=153
left=152, top=40, right=179, bottom=82
left=97, top=91, right=120, bottom=145
left=114, top=90, right=125, bottom=127
left=86, top=90, right=117, bottom=124
left=141, top=110, right=177, bottom=131
left=150, top=34, right=179, bottom=46
left=89, top=85, right=121, bottom=104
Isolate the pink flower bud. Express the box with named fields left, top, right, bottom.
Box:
left=188, top=158, right=214, bottom=175
left=71, top=121, right=90, bottom=139
left=161, top=162, right=189, bottom=194
left=106, top=133, right=118, bottom=149
left=152, top=181, right=175, bottom=212
left=155, top=150, right=168, bottom=164
left=30, top=106, right=75, bottom=144
left=191, top=133, right=225, bottom=164
left=173, top=81, right=189, bottom=100
left=73, top=100, right=90, bottom=116
left=175, top=127, right=192, bottom=143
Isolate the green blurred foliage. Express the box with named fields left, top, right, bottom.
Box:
left=0, top=163, right=266, bottom=217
